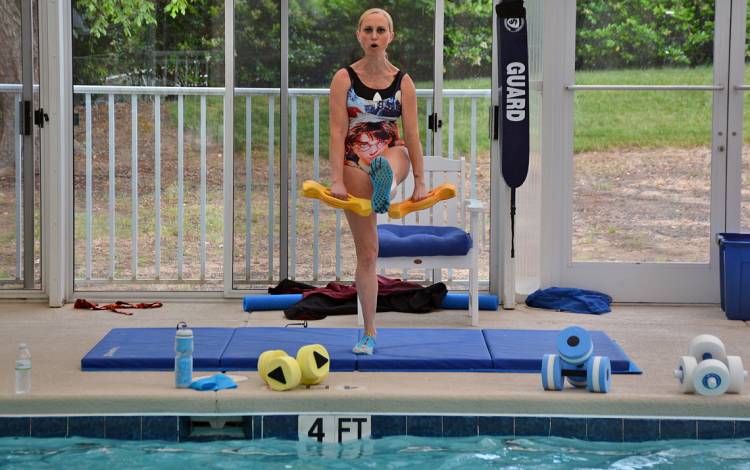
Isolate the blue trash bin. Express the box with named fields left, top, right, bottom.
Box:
left=717, top=233, right=750, bottom=320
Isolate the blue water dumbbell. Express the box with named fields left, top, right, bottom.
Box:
left=541, top=326, right=611, bottom=393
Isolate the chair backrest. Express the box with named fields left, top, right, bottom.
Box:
left=378, top=155, right=465, bottom=228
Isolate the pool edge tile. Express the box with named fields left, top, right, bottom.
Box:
left=262, top=415, right=298, bottom=440
left=587, top=418, right=623, bottom=442
left=443, top=416, right=478, bottom=437
left=550, top=417, right=586, bottom=440
left=30, top=417, right=67, bottom=438
left=371, top=415, right=406, bottom=438
left=68, top=417, right=105, bottom=439
left=478, top=416, right=513, bottom=436
left=659, top=419, right=696, bottom=440
left=407, top=416, right=442, bottom=437
left=142, top=416, right=178, bottom=442
left=515, top=417, right=550, bottom=437
left=624, top=419, right=659, bottom=442
left=0, top=417, right=30, bottom=438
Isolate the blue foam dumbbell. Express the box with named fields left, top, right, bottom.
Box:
left=541, top=326, right=611, bottom=393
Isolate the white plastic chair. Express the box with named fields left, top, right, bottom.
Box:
left=356, top=156, right=484, bottom=326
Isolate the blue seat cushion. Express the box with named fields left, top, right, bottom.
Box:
left=377, top=224, right=472, bottom=258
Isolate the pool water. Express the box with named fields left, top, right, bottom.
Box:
left=1, top=435, right=750, bottom=469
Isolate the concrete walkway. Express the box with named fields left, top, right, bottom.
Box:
left=1, top=301, right=748, bottom=418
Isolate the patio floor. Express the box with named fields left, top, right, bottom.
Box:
left=0, top=300, right=748, bottom=418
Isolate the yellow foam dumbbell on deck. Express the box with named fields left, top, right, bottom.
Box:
left=265, top=355, right=302, bottom=391
left=302, top=180, right=372, bottom=217
left=387, top=184, right=457, bottom=219
left=257, top=349, right=288, bottom=385
left=296, top=344, right=330, bottom=385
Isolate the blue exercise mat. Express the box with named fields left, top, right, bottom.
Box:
left=482, top=329, right=641, bottom=374
left=81, top=327, right=640, bottom=374
left=356, top=328, right=493, bottom=372
left=81, top=328, right=235, bottom=371
left=219, top=327, right=359, bottom=371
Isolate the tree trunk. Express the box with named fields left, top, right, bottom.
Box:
left=0, top=0, right=22, bottom=172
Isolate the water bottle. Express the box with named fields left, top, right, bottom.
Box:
left=15, top=343, right=31, bottom=394
left=175, top=322, right=193, bottom=388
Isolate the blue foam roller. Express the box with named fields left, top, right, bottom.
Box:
left=440, top=293, right=499, bottom=311
left=244, top=292, right=500, bottom=312
left=243, top=294, right=302, bottom=312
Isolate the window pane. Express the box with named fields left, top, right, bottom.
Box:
left=232, top=0, right=280, bottom=289
left=574, top=2, right=715, bottom=263
left=573, top=91, right=712, bottom=263
left=72, top=0, right=225, bottom=291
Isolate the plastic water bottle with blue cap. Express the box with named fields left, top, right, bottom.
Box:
left=175, top=322, right=193, bottom=388
left=15, top=343, right=31, bottom=394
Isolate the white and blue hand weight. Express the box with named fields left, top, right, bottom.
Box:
left=674, top=334, right=746, bottom=396
left=541, top=326, right=611, bottom=393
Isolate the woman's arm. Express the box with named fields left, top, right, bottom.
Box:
left=329, top=69, right=351, bottom=200
left=400, top=74, right=427, bottom=201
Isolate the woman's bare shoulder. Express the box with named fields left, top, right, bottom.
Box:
left=400, top=72, right=416, bottom=92
left=331, top=68, right=351, bottom=88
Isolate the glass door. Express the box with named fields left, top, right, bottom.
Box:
left=0, top=0, right=42, bottom=291
left=738, top=1, right=750, bottom=233
left=557, top=1, right=729, bottom=302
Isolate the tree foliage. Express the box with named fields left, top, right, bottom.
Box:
left=72, top=0, right=731, bottom=87
left=576, top=0, right=715, bottom=69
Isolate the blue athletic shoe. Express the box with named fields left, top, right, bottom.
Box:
left=369, top=156, right=393, bottom=214
left=352, top=335, right=376, bottom=355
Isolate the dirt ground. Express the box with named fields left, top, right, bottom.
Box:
left=1, top=100, right=750, bottom=290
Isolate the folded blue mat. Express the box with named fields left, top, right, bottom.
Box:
left=190, top=373, right=237, bottom=391
left=81, top=328, right=235, bottom=371
left=243, top=292, right=499, bottom=312
left=482, top=329, right=640, bottom=373
left=81, top=327, right=640, bottom=374
left=219, top=327, right=359, bottom=371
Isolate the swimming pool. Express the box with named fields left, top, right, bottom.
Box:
left=2, top=435, right=749, bottom=469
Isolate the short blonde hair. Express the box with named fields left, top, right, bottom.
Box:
left=357, top=8, right=394, bottom=32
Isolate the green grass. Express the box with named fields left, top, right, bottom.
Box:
left=164, top=65, right=750, bottom=158
left=574, top=66, right=716, bottom=152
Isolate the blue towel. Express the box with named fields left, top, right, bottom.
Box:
left=525, top=287, right=612, bottom=314
left=189, top=373, right=238, bottom=391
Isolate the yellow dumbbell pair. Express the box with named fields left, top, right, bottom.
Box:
left=302, top=180, right=457, bottom=219
left=258, top=344, right=330, bottom=391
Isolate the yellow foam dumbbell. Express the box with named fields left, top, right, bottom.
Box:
left=264, top=355, right=302, bottom=391
left=302, top=180, right=372, bottom=217
left=387, top=183, right=457, bottom=219
left=296, top=344, right=330, bottom=385
left=257, top=349, right=289, bottom=385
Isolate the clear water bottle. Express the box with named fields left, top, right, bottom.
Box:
left=15, top=343, right=31, bottom=394
left=175, top=322, right=193, bottom=388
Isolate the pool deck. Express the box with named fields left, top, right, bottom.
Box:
left=0, top=301, right=748, bottom=419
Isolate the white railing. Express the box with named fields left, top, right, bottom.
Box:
left=1, top=84, right=491, bottom=287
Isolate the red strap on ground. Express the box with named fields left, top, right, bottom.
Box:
left=73, top=299, right=163, bottom=316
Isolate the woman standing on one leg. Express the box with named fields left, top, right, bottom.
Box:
left=328, top=8, right=427, bottom=355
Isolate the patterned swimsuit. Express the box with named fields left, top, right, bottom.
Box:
left=344, top=65, right=405, bottom=173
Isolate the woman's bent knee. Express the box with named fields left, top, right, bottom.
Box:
left=356, top=250, right=378, bottom=270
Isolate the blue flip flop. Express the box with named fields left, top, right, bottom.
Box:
left=369, top=156, right=393, bottom=214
